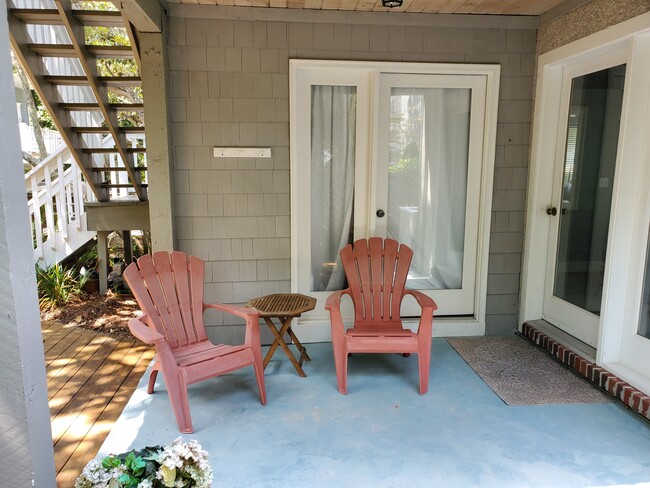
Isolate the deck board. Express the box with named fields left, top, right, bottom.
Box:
left=44, top=320, right=154, bottom=487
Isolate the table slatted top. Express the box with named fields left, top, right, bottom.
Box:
left=246, top=293, right=316, bottom=317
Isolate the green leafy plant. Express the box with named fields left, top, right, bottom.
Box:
left=36, top=263, right=82, bottom=309
left=76, top=438, right=213, bottom=488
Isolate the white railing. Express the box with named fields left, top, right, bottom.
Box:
left=26, top=133, right=147, bottom=264
left=19, top=123, right=64, bottom=155
left=26, top=144, right=96, bottom=265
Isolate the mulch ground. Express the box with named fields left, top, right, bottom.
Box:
left=41, top=292, right=142, bottom=341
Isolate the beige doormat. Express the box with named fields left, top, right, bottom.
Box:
left=447, top=336, right=611, bottom=406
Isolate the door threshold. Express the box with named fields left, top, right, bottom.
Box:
left=521, top=322, right=650, bottom=422
left=525, top=319, right=596, bottom=362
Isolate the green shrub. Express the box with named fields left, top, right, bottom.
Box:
left=36, top=263, right=83, bottom=310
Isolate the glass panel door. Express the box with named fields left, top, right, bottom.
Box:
left=290, top=66, right=371, bottom=313
left=310, top=85, right=357, bottom=292
left=375, top=74, right=486, bottom=316
left=386, top=87, right=470, bottom=290
left=544, top=64, right=626, bottom=346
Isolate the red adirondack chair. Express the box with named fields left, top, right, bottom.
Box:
left=123, top=251, right=266, bottom=433
left=325, top=238, right=438, bottom=395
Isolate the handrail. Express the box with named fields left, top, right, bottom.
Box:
left=26, top=143, right=96, bottom=264
left=25, top=132, right=146, bottom=264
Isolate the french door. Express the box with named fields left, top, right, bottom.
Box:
left=290, top=61, right=499, bottom=326
left=525, top=22, right=650, bottom=393
left=374, top=74, right=487, bottom=316
left=542, top=57, right=627, bottom=347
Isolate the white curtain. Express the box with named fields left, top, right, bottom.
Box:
left=310, top=86, right=357, bottom=292
left=388, top=88, right=470, bottom=290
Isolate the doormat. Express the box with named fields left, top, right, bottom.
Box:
left=447, top=336, right=611, bottom=406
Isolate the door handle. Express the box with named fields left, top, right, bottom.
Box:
left=546, top=207, right=557, bottom=216
left=376, top=209, right=385, bottom=218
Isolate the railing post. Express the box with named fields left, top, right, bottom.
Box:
left=43, top=165, right=56, bottom=251
left=55, top=153, right=68, bottom=239
left=30, top=177, right=43, bottom=259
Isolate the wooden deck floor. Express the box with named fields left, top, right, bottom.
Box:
left=42, top=320, right=155, bottom=487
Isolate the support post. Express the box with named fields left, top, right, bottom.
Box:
left=98, top=230, right=109, bottom=294
left=123, top=230, right=133, bottom=264
left=0, top=2, right=56, bottom=484
left=140, top=31, right=175, bottom=251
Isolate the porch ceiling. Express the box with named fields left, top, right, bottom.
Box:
left=165, top=0, right=567, bottom=16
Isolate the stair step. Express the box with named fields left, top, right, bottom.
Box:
left=72, top=126, right=146, bottom=134
left=59, top=102, right=144, bottom=111
left=91, top=166, right=147, bottom=171
left=11, top=9, right=124, bottom=27
left=83, top=147, right=146, bottom=154
left=45, top=75, right=141, bottom=86
left=29, top=43, right=134, bottom=58
left=101, top=184, right=148, bottom=188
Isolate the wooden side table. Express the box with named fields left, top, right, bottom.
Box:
left=246, top=293, right=316, bottom=377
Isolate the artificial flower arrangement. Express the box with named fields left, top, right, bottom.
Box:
left=75, top=437, right=213, bottom=488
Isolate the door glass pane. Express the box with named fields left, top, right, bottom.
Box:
left=387, top=87, right=471, bottom=290
left=638, top=231, right=650, bottom=340
left=554, top=64, right=626, bottom=314
left=310, top=85, right=357, bottom=292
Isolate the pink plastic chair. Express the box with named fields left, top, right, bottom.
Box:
left=325, top=238, right=438, bottom=395
left=124, top=251, right=266, bottom=433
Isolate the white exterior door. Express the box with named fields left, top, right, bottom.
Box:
left=290, top=60, right=500, bottom=340
left=523, top=19, right=650, bottom=394
left=542, top=58, right=626, bottom=347
left=374, top=74, right=487, bottom=316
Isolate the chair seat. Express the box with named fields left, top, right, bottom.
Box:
left=174, top=341, right=248, bottom=367
left=347, top=324, right=415, bottom=337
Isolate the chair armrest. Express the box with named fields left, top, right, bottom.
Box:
left=325, top=289, right=350, bottom=311
left=205, top=303, right=261, bottom=347
left=204, top=303, right=260, bottom=320
left=404, top=290, right=437, bottom=338
left=404, top=290, right=438, bottom=312
left=128, top=315, right=165, bottom=344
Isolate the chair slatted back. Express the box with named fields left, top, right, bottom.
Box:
left=124, top=251, right=208, bottom=348
left=340, top=237, right=413, bottom=323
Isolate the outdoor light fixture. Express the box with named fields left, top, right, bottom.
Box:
left=381, top=0, right=403, bottom=7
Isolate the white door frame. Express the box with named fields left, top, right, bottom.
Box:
left=521, top=12, right=650, bottom=393
left=290, top=60, right=500, bottom=342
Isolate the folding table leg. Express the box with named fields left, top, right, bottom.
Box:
left=262, top=316, right=307, bottom=377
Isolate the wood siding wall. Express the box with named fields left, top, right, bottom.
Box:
left=167, top=9, right=537, bottom=341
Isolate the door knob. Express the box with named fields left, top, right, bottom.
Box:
left=546, top=207, right=557, bottom=216
left=376, top=209, right=385, bottom=218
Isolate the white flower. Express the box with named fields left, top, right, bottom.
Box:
left=77, top=439, right=212, bottom=488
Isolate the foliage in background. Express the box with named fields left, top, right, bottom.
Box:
left=33, top=91, right=56, bottom=130
left=36, top=263, right=85, bottom=310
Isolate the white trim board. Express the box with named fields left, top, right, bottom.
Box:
left=167, top=4, right=537, bottom=29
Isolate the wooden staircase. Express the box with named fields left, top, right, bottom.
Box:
left=9, top=0, right=147, bottom=203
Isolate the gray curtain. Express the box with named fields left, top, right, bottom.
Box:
left=310, top=85, right=357, bottom=292
left=388, top=88, right=470, bottom=290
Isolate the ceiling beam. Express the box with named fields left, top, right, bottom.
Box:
left=111, top=0, right=165, bottom=33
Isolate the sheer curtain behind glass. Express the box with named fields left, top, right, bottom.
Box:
left=311, top=85, right=357, bottom=292
left=387, top=88, right=470, bottom=290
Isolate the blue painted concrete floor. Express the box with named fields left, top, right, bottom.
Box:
left=99, top=339, right=650, bottom=488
